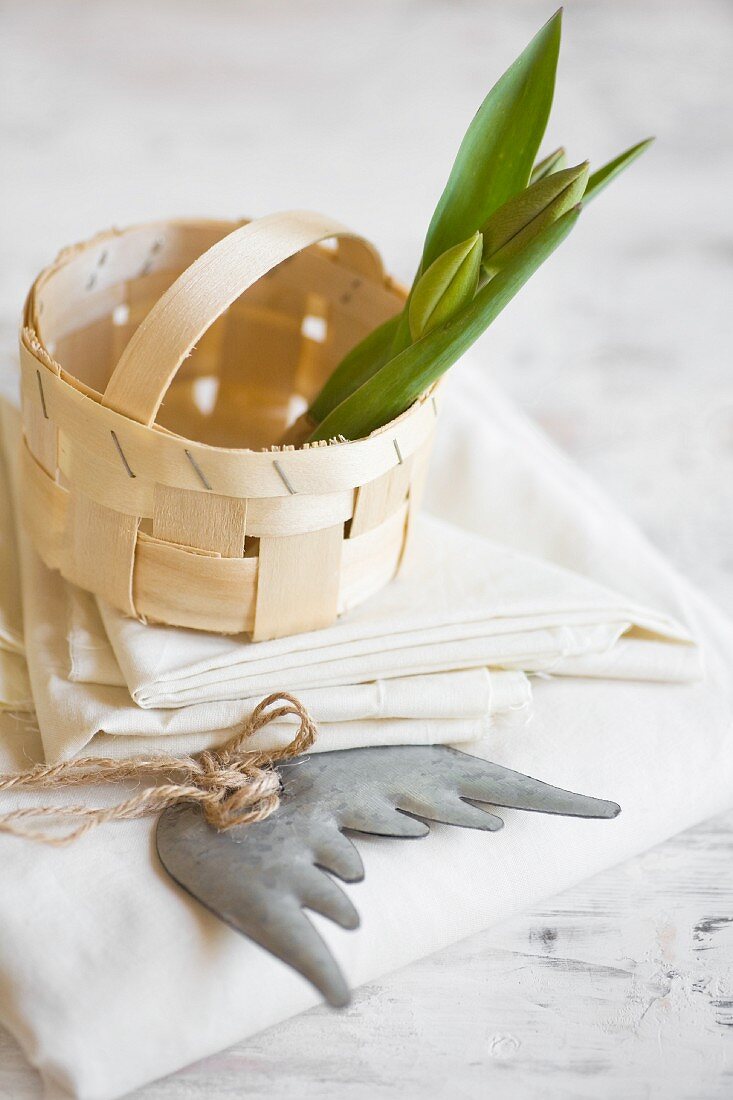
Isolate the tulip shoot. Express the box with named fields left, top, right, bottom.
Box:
left=309, top=209, right=580, bottom=443
left=302, top=12, right=652, bottom=440
left=481, top=161, right=589, bottom=276
left=530, top=146, right=567, bottom=182
left=409, top=233, right=483, bottom=341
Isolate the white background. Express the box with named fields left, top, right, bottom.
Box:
left=1, top=1, right=732, bottom=1096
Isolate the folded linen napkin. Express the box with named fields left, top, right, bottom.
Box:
left=95, top=516, right=698, bottom=712
left=0, top=363, right=731, bottom=1100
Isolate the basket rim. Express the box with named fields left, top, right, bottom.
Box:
left=22, top=214, right=433, bottom=463
left=23, top=324, right=436, bottom=459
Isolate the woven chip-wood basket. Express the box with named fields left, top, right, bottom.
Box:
left=19, top=212, right=438, bottom=639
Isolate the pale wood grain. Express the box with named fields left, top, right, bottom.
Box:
left=21, top=391, right=57, bottom=477
left=350, top=460, right=412, bottom=539
left=132, top=531, right=257, bottom=634
left=63, top=491, right=139, bottom=616
left=253, top=523, right=343, bottom=640
left=153, top=485, right=247, bottom=557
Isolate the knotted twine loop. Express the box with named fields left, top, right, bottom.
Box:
left=0, top=692, right=317, bottom=846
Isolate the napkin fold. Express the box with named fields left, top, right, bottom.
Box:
left=13, top=512, right=532, bottom=764
left=93, top=513, right=698, bottom=715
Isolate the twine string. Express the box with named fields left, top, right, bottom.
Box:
left=0, top=692, right=317, bottom=846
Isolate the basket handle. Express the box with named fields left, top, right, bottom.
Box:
left=101, top=210, right=381, bottom=426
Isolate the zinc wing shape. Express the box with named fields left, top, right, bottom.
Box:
left=157, top=744, right=619, bottom=1007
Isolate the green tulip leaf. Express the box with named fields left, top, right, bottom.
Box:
left=308, top=312, right=401, bottom=426
left=482, top=160, right=588, bottom=276
left=421, top=9, right=562, bottom=271
left=302, top=13, right=651, bottom=440
left=584, top=137, right=654, bottom=203
left=310, top=206, right=580, bottom=443
left=530, top=146, right=567, bottom=183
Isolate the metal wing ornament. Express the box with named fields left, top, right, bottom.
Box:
left=156, top=744, right=619, bottom=1007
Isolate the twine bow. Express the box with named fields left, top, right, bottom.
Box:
left=0, top=692, right=317, bottom=846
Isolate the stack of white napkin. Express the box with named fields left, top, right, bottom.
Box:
left=1, top=395, right=698, bottom=764
left=0, top=362, right=730, bottom=1100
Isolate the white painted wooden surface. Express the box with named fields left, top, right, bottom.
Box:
left=0, top=0, right=731, bottom=1096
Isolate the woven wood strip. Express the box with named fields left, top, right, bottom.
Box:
left=64, top=492, right=139, bottom=616
left=245, top=489, right=354, bottom=538
left=398, top=435, right=434, bottom=576
left=350, top=458, right=413, bottom=539
left=153, top=485, right=247, bottom=556
left=133, top=532, right=258, bottom=633
left=339, top=504, right=408, bottom=613
left=20, top=441, right=65, bottom=568
left=22, top=395, right=57, bottom=477
left=253, top=524, right=344, bottom=641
